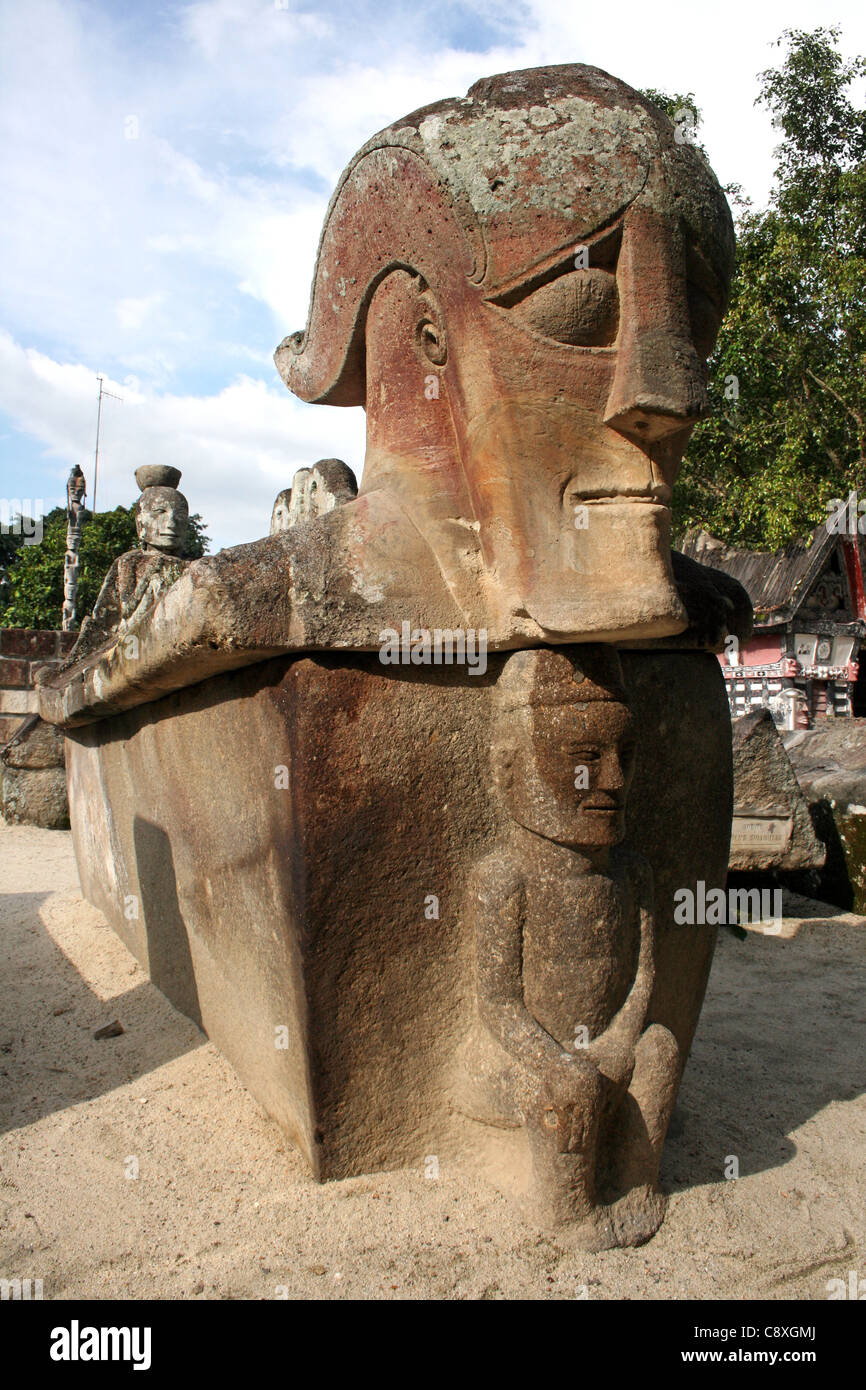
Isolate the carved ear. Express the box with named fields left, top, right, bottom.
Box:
left=415, top=287, right=447, bottom=368
left=274, top=145, right=476, bottom=407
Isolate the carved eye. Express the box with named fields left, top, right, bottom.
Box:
left=506, top=268, right=619, bottom=347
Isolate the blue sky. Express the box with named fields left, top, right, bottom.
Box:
left=1, top=0, right=864, bottom=551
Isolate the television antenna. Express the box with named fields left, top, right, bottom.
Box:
left=92, top=375, right=123, bottom=514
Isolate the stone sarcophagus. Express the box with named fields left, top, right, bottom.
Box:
left=40, top=63, right=751, bottom=1246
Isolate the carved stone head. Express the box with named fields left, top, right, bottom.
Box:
left=276, top=64, right=734, bottom=643
left=281, top=459, right=358, bottom=529
left=493, top=647, right=634, bottom=849
left=270, top=489, right=293, bottom=535
left=135, top=486, right=189, bottom=556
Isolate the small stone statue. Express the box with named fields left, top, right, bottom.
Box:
left=270, top=459, right=357, bottom=534
left=270, top=489, right=293, bottom=536
left=68, top=466, right=191, bottom=662
left=61, top=464, right=87, bottom=630
left=457, top=647, right=678, bottom=1240
left=66, top=464, right=86, bottom=517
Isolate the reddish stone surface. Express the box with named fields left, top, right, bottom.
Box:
left=0, top=657, right=31, bottom=688
left=1, top=629, right=60, bottom=660
left=0, top=714, right=22, bottom=745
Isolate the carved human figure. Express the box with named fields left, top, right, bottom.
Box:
left=270, top=64, right=739, bottom=647
left=65, top=471, right=191, bottom=662
left=66, top=464, right=86, bottom=524
left=272, top=459, right=358, bottom=532
left=135, top=485, right=189, bottom=556
left=270, top=489, right=293, bottom=535
left=62, top=464, right=88, bottom=630
left=39, top=66, right=751, bottom=709
left=458, top=647, right=679, bottom=1239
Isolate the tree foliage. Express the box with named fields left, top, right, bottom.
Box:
left=667, top=27, right=866, bottom=548
left=0, top=506, right=209, bottom=630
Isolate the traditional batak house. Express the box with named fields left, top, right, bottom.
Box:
left=681, top=501, right=866, bottom=729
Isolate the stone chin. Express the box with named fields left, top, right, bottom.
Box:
left=526, top=501, right=687, bottom=642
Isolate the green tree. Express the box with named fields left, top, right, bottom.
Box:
left=0, top=506, right=209, bottom=630
left=0, top=513, right=37, bottom=569
left=669, top=27, right=866, bottom=548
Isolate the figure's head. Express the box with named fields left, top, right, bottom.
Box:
left=276, top=65, right=734, bottom=642
left=493, top=647, right=634, bottom=849
left=287, top=469, right=312, bottom=526
left=310, top=458, right=358, bottom=512
left=270, top=488, right=293, bottom=535
left=281, top=459, right=358, bottom=529
left=135, top=486, right=189, bottom=555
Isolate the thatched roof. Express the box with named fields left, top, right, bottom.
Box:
left=680, top=523, right=837, bottom=624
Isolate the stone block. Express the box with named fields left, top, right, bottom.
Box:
left=783, top=721, right=866, bottom=911
left=0, top=657, right=31, bottom=688
left=65, top=648, right=731, bottom=1242
left=1, top=765, right=69, bottom=828
left=0, top=628, right=59, bottom=660
left=0, top=689, right=38, bottom=716
left=2, top=717, right=66, bottom=769
left=730, top=710, right=825, bottom=872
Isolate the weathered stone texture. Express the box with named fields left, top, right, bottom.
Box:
left=65, top=648, right=730, bottom=1241
left=1, top=765, right=68, bottom=828
left=730, top=710, right=825, bottom=872
left=1, top=629, right=71, bottom=826
left=784, top=720, right=866, bottom=910
left=38, top=62, right=750, bottom=1241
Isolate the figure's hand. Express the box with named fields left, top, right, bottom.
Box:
left=542, top=1050, right=599, bottom=1111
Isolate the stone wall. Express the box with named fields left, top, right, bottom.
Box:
left=0, top=628, right=76, bottom=828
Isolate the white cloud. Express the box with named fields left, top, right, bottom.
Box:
left=0, top=330, right=367, bottom=551
left=1, top=0, right=864, bottom=550
left=116, top=295, right=164, bottom=330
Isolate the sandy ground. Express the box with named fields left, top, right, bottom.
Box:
left=1, top=824, right=864, bottom=1302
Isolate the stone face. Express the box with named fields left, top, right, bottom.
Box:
left=276, top=64, right=736, bottom=644
left=49, top=472, right=192, bottom=669
left=269, top=489, right=292, bottom=535
left=135, top=485, right=189, bottom=556
left=37, top=63, right=748, bottom=730
left=65, top=646, right=730, bottom=1240
left=729, top=710, right=825, bottom=872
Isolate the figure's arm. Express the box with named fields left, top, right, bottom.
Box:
left=586, top=851, right=656, bottom=1086
left=89, top=557, right=124, bottom=631
left=62, top=558, right=124, bottom=664
left=471, top=856, right=596, bottom=1108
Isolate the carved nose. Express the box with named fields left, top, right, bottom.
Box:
left=604, top=329, right=709, bottom=444
left=604, top=205, right=710, bottom=445
left=600, top=753, right=625, bottom=790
